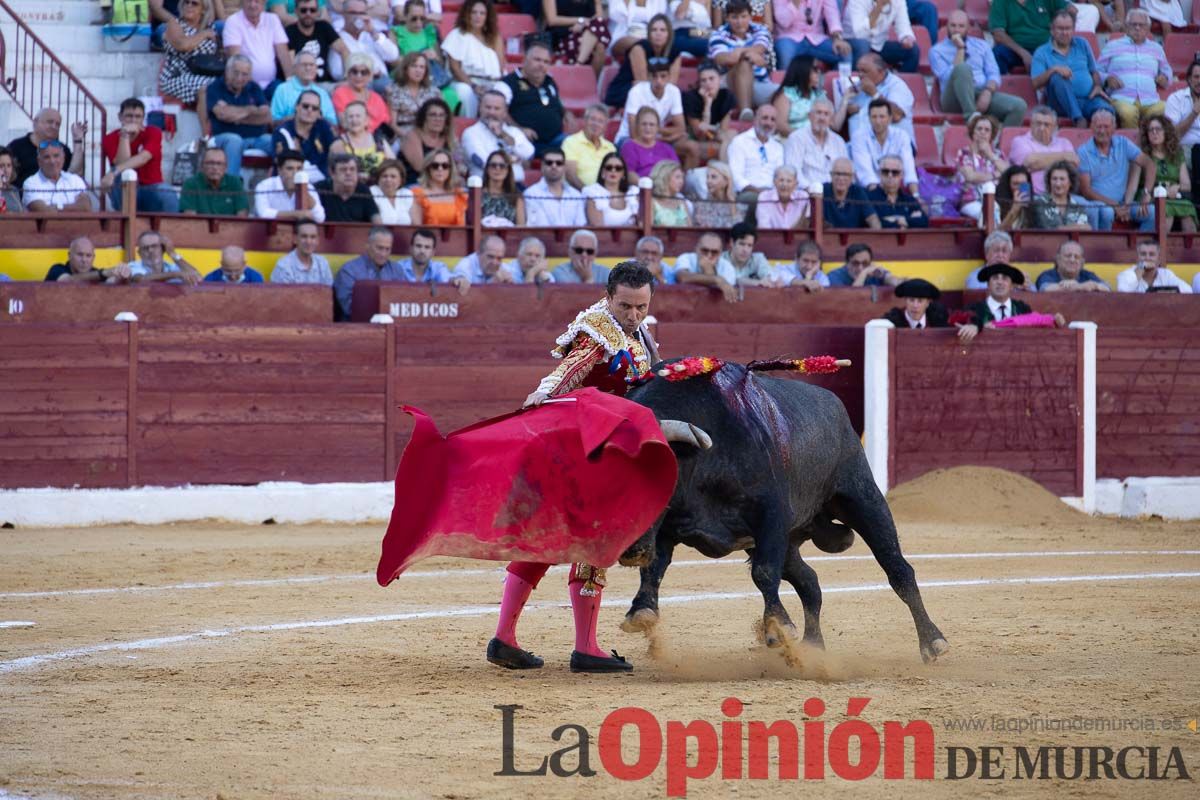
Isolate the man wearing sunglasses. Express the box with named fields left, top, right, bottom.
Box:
left=523, top=147, right=586, bottom=227
left=284, top=0, right=348, bottom=82
left=866, top=153, right=928, bottom=229
left=21, top=140, right=90, bottom=213
left=550, top=230, right=610, bottom=284
left=271, top=0, right=329, bottom=27
left=272, top=89, right=337, bottom=182
left=674, top=231, right=740, bottom=303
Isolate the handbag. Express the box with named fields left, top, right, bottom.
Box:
left=187, top=51, right=226, bottom=77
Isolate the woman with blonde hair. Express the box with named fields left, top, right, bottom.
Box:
left=388, top=52, right=443, bottom=137
left=330, top=100, right=395, bottom=175
left=370, top=159, right=420, bottom=224
left=691, top=160, right=745, bottom=228
left=160, top=0, right=221, bottom=105
left=332, top=52, right=391, bottom=133
left=650, top=161, right=693, bottom=226
left=412, top=147, right=469, bottom=225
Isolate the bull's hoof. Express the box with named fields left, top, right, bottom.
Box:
left=763, top=619, right=799, bottom=648
left=920, top=637, right=950, bottom=664
left=620, top=608, right=660, bottom=633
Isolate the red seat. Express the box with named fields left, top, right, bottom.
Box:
left=604, top=118, right=620, bottom=141
left=453, top=116, right=473, bottom=137
left=678, top=66, right=698, bottom=91
left=1000, top=75, right=1038, bottom=115
left=549, top=64, right=600, bottom=115
left=1056, top=127, right=1092, bottom=150
left=1077, top=32, right=1100, bottom=60
left=913, top=124, right=940, bottom=165
left=897, top=73, right=936, bottom=123
left=1164, top=34, right=1200, bottom=73
left=964, top=0, right=991, bottom=29
left=941, top=125, right=969, bottom=165
left=1159, top=80, right=1187, bottom=101
left=886, top=25, right=932, bottom=74
left=497, top=13, right=538, bottom=51
left=597, top=64, right=620, bottom=106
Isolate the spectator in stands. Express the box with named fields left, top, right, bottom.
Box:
left=495, top=41, right=571, bottom=159
left=396, top=228, right=462, bottom=286
left=272, top=52, right=339, bottom=124
left=1165, top=60, right=1200, bottom=196
left=6, top=108, right=86, bottom=190
left=160, top=0, right=224, bottom=107
left=929, top=10, right=1028, bottom=129
left=318, top=153, right=380, bottom=222
left=823, top=157, right=881, bottom=228
left=286, top=0, right=349, bottom=83
left=388, top=53, right=442, bottom=137
left=44, top=237, right=131, bottom=284
left=563, top=104, right=617, bottom=189
left=851, top=99, right=918, bottom=193
left=771, top=0, right=849, bottom=70
left=442, top=0, right=505, bottom=118
left=150, top=1, right=228, bottom=51
left=754, top=165, right=809, bottom=229
left=1098, top=10, right=1170, bottom=130
left=965, top=230, right=1033, bottom=290
left=828, top=243, right=903, bottom=286
left=868, top=154, right=928, bottom=228
left=22, top=140, right=89, bottom=213
left=1078, top=109, right=1156, bottom=231
left=723, top=221, right=777, bottom=285
left=202, top=56, right=273, bottom=177
left=1141, top=0, right=1185, bottom=39
left=331, top=0, right=401, bottom=88
left=463, top=91, right=535, bottom=183
left=224, top=0, right=293, bottom=94
left=990, top=0, right=1068, bottom=75
left=671, top=0, right=713, bottom=57
left=127, top=231, right=203, bottom=285
left=205, top=246, right=266, bottom=283
left=508, top=237, right=554, bottom=283
left=834, top=53, right=916, bottom=142
left=959, top=262, right=1066, bottom=343
left=452, top=234, right=516, bottom=283
left=331, top=101, right=396, bottom=175
left=681, top=62, right=735, bottom=168
left=1009, top=105, right=1078, bottom=194
left=256, top=150, right=327, bottom=221
left=99, top=98, right=178, bottom=214
left=784, top=98, right=847, bottom=190
left=675, top=231, right=740, bottom=302
left=524, top=148, right=587, bottom=226
left=635, top=234, right=674, bottom=284
left=726, top=104, right=784, bottom=204
left=994, top=164, right=1035, bottom=230
left=605, top=14, right=683, bottom=110
left=616, top=58, right=687, bottom=147
left=412, top=148, right=469, bottom=224
left=690, top=160, right=747, bottom=228
left=271, top=0, right=323, bottom=27
left=180, top=146, right=248, bottom=215
left=390, top=0, right=449, bottom=95
left=955, top=114, right=1009, bottom=224
left=400, top=99, right=468, bottom=186
left=545, top=0, right=611, bottom=76
left=481, top=150, right=526, bottom=224
left=334, top=227, right=412, bottom=318
left=611, top=0, right=668, bottom=62
left=584, top=153, right=641, bottom=225
left=273, top=90, right=337, bottom=183
left=781, top=240, right=830, bottom=291
left=0, top=147, right=22, bottom=213
left=843, top=0, right=919, bottom=74
left=650, top=161, right=694, bottom=226
left=1031, top=160, right=1092, bottom=230
left=272, top=220, right=334, bottom=284
left=882, top=278, right=950, bottom=328
left=1134, top=115, right=1197, bottom=232
left=621, top=107, right=683, bottom=178
left=551, top=230, right=610, bottom=283
left=333, top=53, right=392, bottom=133
left=371, top=159, right=419, bottom=223
left=708, top=1, right=777, bottom=113
left=771, top=57, right=826, bottom=139
left=1117, top=239, right=1193, bottom=292
left=1036, top=240, right=1110, bottom=291
left=1032, top=10, right=1114, bottom=128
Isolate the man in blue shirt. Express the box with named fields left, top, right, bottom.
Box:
left=333, top=226, right=417, bottom=319
left=822, top=158, right=882, bottom=229
left=929, top=10, right=1027, bottom=128
left=204, top=245, right=266, bottom=283
left=452, top=235, right=515, bottom=285
left=1035, top=240, right=1111, bottom=292
left=827, top=243, right=905, bottom=287
left=395, top=228, right=462, bottom=288
left=202, top=55, right=273, bottom=177
left=1031, top=10, right=1113, bottom=128
left=1078, top=109, right=1157, bottom=232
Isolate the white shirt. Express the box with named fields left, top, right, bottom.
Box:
left=986, top=295, right=1015, bottom=320
left=329, top=28, right=401, bottom=80
left=610, top=0, right=669, bottom=43
left=22, top=170, right=88, bottom=209
left=1115, top=265, right=1193, bottom=293
left=223, top=10, right=288, bottom=89
left=369, top=185, right=415, bottom=224
left=1164, top=88, right=1200, bottom=148
left=785, top=126, right=849, bottom=190
left=673, top=252, right=738, bottom=285
left=838, top=71, right=915, bottom=142
left=903, top=311, right=927, bottom=328
left=523, top=178, right=586, bottom=227
left=850, top=125, right=917, bottom=187
left=843, top=0, right=913, bottom=51
left=726, top=128, right=785, bottom=193
left=253, top=175, right=326, bottom=222
left=461, top=120, right=534, bottom=183
left=582, top=183, right=640, bottom=226
left=441, top=28, right=502, bottom=81
left=617, top=82, right=684, bottom=141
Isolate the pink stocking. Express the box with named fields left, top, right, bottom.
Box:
left=570, top=580, right=607, bottom=658
left=495, top=565, right=545, bottom=648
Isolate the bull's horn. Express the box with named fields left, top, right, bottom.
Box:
left=660, top=419, right=713, bottom=450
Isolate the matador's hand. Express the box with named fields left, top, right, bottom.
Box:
left=522, top=391, right=549, bottom=408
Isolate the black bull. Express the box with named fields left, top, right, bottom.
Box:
left=617, top=361, right=949, bottom=663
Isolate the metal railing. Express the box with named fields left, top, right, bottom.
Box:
left=0, top=0, right=107, bottom=196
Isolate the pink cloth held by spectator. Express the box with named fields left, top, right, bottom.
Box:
left=992, top=312, right=1056, bottom=328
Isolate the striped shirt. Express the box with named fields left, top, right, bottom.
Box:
left=708, top=23, right=774, bottom=81
left=1098, top=36, right=1171, bottom=105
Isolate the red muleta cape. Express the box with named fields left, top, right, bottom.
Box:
left=376, top=387, right=678, bottom=586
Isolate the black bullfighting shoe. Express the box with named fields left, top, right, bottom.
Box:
left=570, top=650, right=634, bottom=673
left=487, top=637, right=544, bottom=669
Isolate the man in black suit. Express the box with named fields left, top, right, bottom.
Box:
left=959, top=263, right=1064, bottom=343
left=882, top=278, right=949, bottom=329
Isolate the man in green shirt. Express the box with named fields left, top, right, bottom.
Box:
left=179, top=146, right=249, bottom=216
left=990, top=0, right=1069, bottom=74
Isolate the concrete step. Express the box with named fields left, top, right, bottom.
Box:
left=1, top=22, right=106, bottom=54
left=5, top=0, right=107, bottom=27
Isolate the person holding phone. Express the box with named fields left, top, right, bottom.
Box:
left=994, top=164, right=1035, bottom=231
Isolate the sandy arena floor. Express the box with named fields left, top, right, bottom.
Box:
left=1, top=468, right=1198, bottom=799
